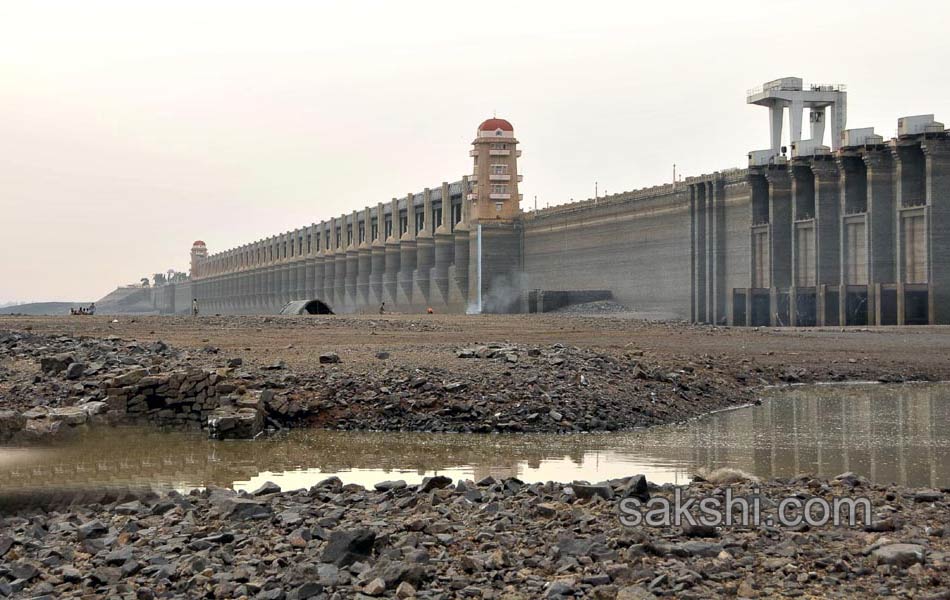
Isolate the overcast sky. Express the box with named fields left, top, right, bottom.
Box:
left=1, top=0, right=947, bottom=302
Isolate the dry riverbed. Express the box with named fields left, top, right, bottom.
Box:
left=1, top=315, right=950, bottom=597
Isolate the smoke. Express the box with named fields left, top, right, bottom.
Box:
left=481, top=272, right=528, bottom=314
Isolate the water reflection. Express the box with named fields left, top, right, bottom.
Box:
left=1, top=383, right=947, bottom=493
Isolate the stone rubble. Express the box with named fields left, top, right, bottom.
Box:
left=0, top=475, right=946, bottom=598
left=0, top=327, right=934, bottom=443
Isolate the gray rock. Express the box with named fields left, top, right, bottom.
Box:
left=221, top=498, right=272, bottom=520
left=105, top=545, right=133, bottom=565
left=872, top=543, right=926, bottom=567
left=252, top=481, right=281, bottom=496
left=320, top=528, right=376, bottom=566
left=914, top=490, right=943, bottom=503
left=319, top=352, right=341, bottom=364
left=623, top=474, right=650, bottom=502
left=65, top=361, right=87, bottom=380
left=419, top=475, right=452, bottom=493
left=363, top=577, right=387, bottom=596
left=40, top=353, right=74, bottom=374
left=617, top=586, right=657, bottom=600
left=77, top=519, right=108, bottom=540
left=291, top=582, right=324, bottom=600
left=572, top=483, right=613, bottom=500
left=49, top=406, right=87, bottom=426
left=374, top=480, right=407, bottom=492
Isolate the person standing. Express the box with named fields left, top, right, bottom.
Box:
left=379, top=302, right=386, bottom=315
left=192, top=298, right=200, bottom=316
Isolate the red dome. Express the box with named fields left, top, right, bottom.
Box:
left=192, top=240, right=206, bottom=246
left=478, top=118, right=513, bottom=132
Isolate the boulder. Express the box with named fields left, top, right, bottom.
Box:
left=872, top=543, right=926, bottom=567
left=220, top=498, right=272, bottom=521
left=572, top=483, right=613, bottom=501
left=65, top=361, right=87, bottom=380
left=0, top=410, right=26, bottom=441
left=207, top=406, right=262, bottom=440
left=40, top=353, right=74, bottom=374
left=48, top=406, right=88, bottom=426
left=320, top=528, right=376, bottom=566
left=319, top=352, right=341, bottom=364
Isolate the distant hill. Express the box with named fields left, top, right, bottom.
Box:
left=0, top=302, right=92, bottom=316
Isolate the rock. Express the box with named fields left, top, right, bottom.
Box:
left=0, top=410, right=26, bottom=440
left=617, top=585, right=658, bottom=599
left=623, top=474, right=651, bottom=502
left=682, top=523, right=718, bottom=538
left=419, top=475, right=452, bottom=493
left=252, top=481, right=281, bottom=496
left=374, top=480, right=407, bottom=492
left=292, top=582, right=324, bottom=599
left=375, top=351, right=390, bottom=360
left=48, top=406, right=88, bottom=426
left=363, top=577, right=387, bottom=596
left=320, top=528, right=376, bottom=566
left=149, top=500, right=176, bottom=515
left=220, top=498, right=272, bottom=520
left=207, top=406, right=262, bottom=440
left=78, top=401, right=109, bottom=416
left=227, top=357, right=244, bottom=367
left=545, top=581, right=574, bottom=598
left=114, top=500, right=144, bottom=515
left=200, top=532, right=235, bottom=545
left=395, top=580, right=416, bottom=598
left=40, top=353, right=74, bottom=374
left=9, top=561, right=38, bottom=581
left=105, top=545, right=133, bottom=565
left=872, top=543, right=926, bottom=567
left=914, top=490, right=943, bottom=503
left=77, top=519, right=108, bottom=540
left=112, top=368, right=149, bottom=386
left=536, top=502, right=559, bottom=517
left=319, top=352, right=341, bottom=364
left=64, top=361, right=86, bottom=380
left=572, top=483, right=613, bottom=500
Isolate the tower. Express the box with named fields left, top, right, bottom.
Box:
left=747, top=77, right=847, bottom=165
left=468, top=118, right=523, bottom=221
left=190, top=240, right=208, bottom=277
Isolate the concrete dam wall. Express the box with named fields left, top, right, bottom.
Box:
left=128, top=102, right=950, bottom=326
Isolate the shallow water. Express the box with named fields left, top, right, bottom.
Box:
left=1, top=383, right=947, bottom=493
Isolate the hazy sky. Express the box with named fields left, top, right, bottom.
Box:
left=2, top=0, right=948, bottom=302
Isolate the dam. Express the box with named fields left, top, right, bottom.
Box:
left=110, top=78, right=950, bottom=326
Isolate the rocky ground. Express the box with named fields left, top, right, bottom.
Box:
left=1, top=473, right=947, bottom=599
left=3, top=315, right=950, bottom=598
left=2, top=314, right=945, bottom=441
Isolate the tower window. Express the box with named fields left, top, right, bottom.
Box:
left=495, top=202, right=503, bottom=212
left=491, top=184, right=508, bottom=194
